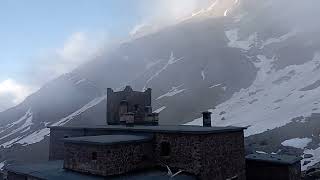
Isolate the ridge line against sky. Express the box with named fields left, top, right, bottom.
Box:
left=0, top=0, right=213, bottom=112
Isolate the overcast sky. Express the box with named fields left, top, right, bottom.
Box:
left=0, top=0, right=212, bottom=112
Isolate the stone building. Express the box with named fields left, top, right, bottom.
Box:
left=246, top=153, right=302, bottom=180
left=4, top=86, right=301, bottom=180
left=107, top=86, right=158, bottom=125
left=48, top=125, right=246, bottom=179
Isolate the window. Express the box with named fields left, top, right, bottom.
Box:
left=160, top=142, right=171, bottom=156
left=64, top=135, right=69, bottom=138
left=134, top=104, right=139, bottom=111
left=92, top=152, right=97, bottom=160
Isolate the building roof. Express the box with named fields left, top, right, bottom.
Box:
left=246, top=153, right=302, bottom=165
left=63, top=134, right=152, bottom=145
left=6, top=161, right=197, bottom=180
left=49, top=125, right=245, bottom=135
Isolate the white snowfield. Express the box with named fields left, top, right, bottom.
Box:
left=187, top=28, right=320, bottom=170
left=225, top=29, right=257, bottom=51
left=302, top=147, right=320, bottom=171
left=0, top=109, right=34, bottom=148
left=188, top=53, right=320, bottom=137
left=281, top=138, right=312, bottom=149
left=0, top=94, right=108, bottom=148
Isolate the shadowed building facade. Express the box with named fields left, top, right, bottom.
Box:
left=5, top=86, right=256, bottom=180
left=107, top=86, right=157, bottom=125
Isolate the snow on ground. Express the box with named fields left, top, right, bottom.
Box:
left=261, top=31, right=297, bottom=49
left=224, top=8, right=231, bottom=16
left=208, top=0, right=219, bottom=11
left=75, top=78, right=86, bottom=85
left=143, top=52, right=183, bottom=90
left=0, top=94, right=107, bottom=148
left=0, top=109, right=32, bottom=132
left=209, top=84, right=222, bottom=88
left=201, top=70, right=206, bottom=80
left=145, top=59, right=162, bottom=70
left=281, top=138, right=312, bottom=149
left=188, top=53, right=320, bottom=137
left=156, top=85, right=186, bottom=100
left=53, top=94, right=107, bottom=126
left=225, top=29, right=257, bottom=51
left=0, top=110, right=33, bottom=141
left=256, top=151, right=268, bottom=154
left=153, top=106, right=167, bottom=113
left=16, top=128, right=50, bottom=146
left=302, top=147, right=320, bottom=171
left=0, top=161, right=5, bottom=170
left=261, top=31, right=297, bottom=48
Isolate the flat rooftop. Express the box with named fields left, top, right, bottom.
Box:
left=49, top=125, right=245, bottom=134
left=6, top=161, right=196, bottom=180
left=246, top=153, right=302, bottom=165
left=63, top=134, right=152, bottom=145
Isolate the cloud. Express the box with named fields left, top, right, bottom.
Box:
left=148, top=0, right=208, bottom=22
left=28, top=31, right=107, bottom=85
left=0, top=79, right=34, bottom=112
left=0, top=31, right=108, bottom=112
left=46, top=31, right=107, bottom=78
left=131, top=0, right=212, bottom=37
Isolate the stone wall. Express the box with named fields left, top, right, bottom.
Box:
left=107, top=87, right=151, bottom=125
left=49, top=128, right=115, bottom=160
left=154, top=132, right=246, bottom=180
left=199, top=131, right=246, bottom=180
left=51, top=127, right=246, bottom=179
left=246, top=161, right=301, bottom=180
left=7, top=172, right=40, bottom=180
left=49, top=128, right=86, bottom=160
left=63, top=141, right=154, bottom=176
left=288, top=162, right=301, bottom=180
left=154, top=133, right=202, bottom=175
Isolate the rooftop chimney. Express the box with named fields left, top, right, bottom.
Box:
left=202, top=111, right=212, bottom=127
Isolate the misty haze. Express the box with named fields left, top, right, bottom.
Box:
left=1, top=0, right=320, bottom=179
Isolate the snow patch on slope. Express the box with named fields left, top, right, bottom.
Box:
left=157, top=85, right=186, bottom=100
left=209, top=84, right=222, bottom=88
left=153, top=106, right=166, bottom=113
left=281, top=138, right=312, bottom=149
left=201, top=70, right=206, bottom=80
left=261, top=31, right=297, bottom=48
left=225, top=29, right=257, bottom=51
left=143, top=52, right=183, bottom=90
left=16, top=128, right=50, bottom=146
left=302, top=147, right=320, bottom=171
left=188, top=53, right=320, bottom=137
left=0, top=161, right=6, bottom=170
left=53, top=94, right=107, bottom=126
left=0, top=94, right=107, bottom=148
left=0, top=110, right=33, bottom=142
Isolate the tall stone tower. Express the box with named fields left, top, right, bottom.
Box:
left=106, top=86, right=158, bottom=125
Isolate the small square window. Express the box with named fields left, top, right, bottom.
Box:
left=160, top=142, right=171, bottom=156
left=92, top=152, right=97, bottom=160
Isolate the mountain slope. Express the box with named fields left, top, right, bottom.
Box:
left=1, top=0, right=320, bottom=172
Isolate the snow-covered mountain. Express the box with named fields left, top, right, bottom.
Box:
left=1, top=0, right=320, bottom=172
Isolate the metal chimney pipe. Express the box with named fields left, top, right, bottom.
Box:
left=202, top=111, right=212, bottom=127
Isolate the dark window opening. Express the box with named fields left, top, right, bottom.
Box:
left=134, top=104, right=139, bottom=111
left=141, top=154, right=149, bottom=161
left=92, top=152, right=97, bottom=160
left=64, top=135, right=69, bottom=138
left=160, top=142, right=171, bottom=156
